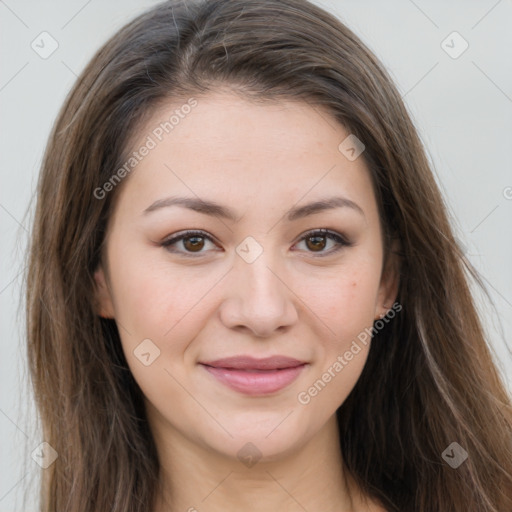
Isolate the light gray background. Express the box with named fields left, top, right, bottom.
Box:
left=1, top=0, right=511, bottom=510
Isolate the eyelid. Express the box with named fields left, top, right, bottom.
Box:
left=161, top=229, right=220, bottom=255
left=160, top=228, right=352, bottom=257
left=291, top=228, right=352, bottom=257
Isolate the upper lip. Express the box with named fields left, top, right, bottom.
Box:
left=200, top=355, right=306, bottom=370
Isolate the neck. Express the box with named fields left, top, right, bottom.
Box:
left=152, top=415, right=361, bottom=512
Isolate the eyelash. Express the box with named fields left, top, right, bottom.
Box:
left=160, top=229, right=352, bottom=258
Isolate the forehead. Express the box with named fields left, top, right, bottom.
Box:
left=138, top=91, right=348, bottom=159
left=113, top=91, right=377, bottom=222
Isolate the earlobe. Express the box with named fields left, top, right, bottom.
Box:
left=93, top=266, right=115, bottom=319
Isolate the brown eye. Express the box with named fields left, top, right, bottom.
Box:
left=161, top=228, right=351, bottom=258
left=161, top=230, right=218, bottom=256
left=294, top=229, right=351, bottom=256
left=182, top=235, right=205, bottom=252
left=305, top=234, right=328, bottom=252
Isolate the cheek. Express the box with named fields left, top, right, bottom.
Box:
left=305, top=264, right=381, bottom=342
left=323, top=278, right=371, bottom=318
left=297, top=262, right=380, bottom=402
left=108, top=253, right=205, bottom=406
left=296, top=274, right=376, bottom=412
left=107, top=241, right=215, bottom=339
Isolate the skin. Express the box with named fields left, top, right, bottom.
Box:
left=94, top=89, right=398, bottom=512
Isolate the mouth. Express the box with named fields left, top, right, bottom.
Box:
left=199, top=356, right=308, bottom=395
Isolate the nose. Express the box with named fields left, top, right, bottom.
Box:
left=218, top=250, right=299, bottom=338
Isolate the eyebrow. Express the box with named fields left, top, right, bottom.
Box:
left=143, top=195, right=365, bottom=222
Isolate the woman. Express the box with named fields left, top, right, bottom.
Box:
left=25, top=0, right=512, bottom=510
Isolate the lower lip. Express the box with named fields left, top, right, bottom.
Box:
left=201, top=364, right=306, bottom=395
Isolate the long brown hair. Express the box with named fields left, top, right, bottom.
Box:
left=25, top=0, right=512, bottom=510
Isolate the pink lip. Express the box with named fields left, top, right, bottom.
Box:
left=200, top=356, right=307, bottom=395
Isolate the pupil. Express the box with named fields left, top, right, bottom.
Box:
left=307, top=235, right=326, bottom=251
left=184, top=236, right=204, bottom=251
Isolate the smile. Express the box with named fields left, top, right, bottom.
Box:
left=199, top=355, right=308, bottom=395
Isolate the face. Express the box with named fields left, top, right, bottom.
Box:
left=94, top=90, right=398, bottom=463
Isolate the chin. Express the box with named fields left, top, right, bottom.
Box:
left=195, top=409, right=318, bottom=464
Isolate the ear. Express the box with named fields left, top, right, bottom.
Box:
left=375, top=238, right=401, bottom=320
left=93, top=265, right=115, bottom=319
